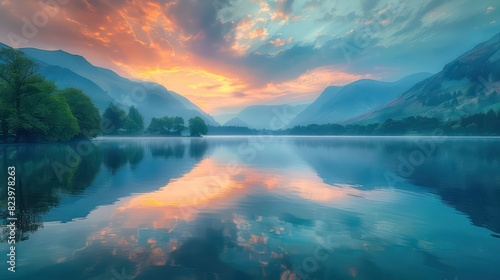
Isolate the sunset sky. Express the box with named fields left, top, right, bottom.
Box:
left=0, top=0, right=499, bottom=115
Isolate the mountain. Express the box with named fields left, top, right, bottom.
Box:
left=224, top=104, right=308, bottom=129
left=3, top=46, right=218, bottom=125
left=287, top=72, right=433, bottom=127
left=36, top=64, right=115, bottom=110
left=224, top=117, right=250, bottom=127
left=354, top=32, right=500, bottom=124
left=213, top=113, right=238, bottom=125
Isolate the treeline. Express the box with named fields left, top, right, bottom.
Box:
left=282, top=110, right=500, bottom=136
left=102, top=103, right=208, bottom=137
left=101, top=103, right=145, bottom=135
left=147, top=116, right=186, bottom=135
left=0, top=48, right=101, bottom=142
left=206, top=125, right=261, bottom=135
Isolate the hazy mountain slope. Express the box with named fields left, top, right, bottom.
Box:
left=354, top=32, right=500, bottom=124
left=1, top=43, right=115, bottom=111
left=224, top=117, right=250, bottom=127
left=214, top=113, right=238, bottom=125
left=288, top=73, right=432, bottom=127
left=18, top=48, right=218, bottom=125
left=225, top=104, right=308, bottom=129
left=0, top=42, right=9, bottom=50
left=36, top=63, right=115, bottom=110
left=287, top=86, right=343, bottom=127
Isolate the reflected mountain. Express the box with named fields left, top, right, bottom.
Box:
left=404, top=139, right=500, bottom=233
left=291, top=137, right=500, bottom=234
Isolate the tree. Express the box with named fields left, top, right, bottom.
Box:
left=147, top=117, right=163, bottom=134
left=60, top=87, right=102, bottom=138
left=17, top=86, right=80, bottom=142
left=124, top=106, right=144, bottom=134
left=102, top=103, right=127, bottom=134
left=0, top=48, right=102, bottom=142
left=0, top=83, right=13, bottom=140
left=172, top=116, right=185, bottom=134
left=162, top=116, right=173, bottom=132
left=0, top=48, right=43, bottom=111
left=188, top=116, right=208, bottom=137
left=484, top=109, right=497, bottom=134
left=0, top=48, right=45, bottom=141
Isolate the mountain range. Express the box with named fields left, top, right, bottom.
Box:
left=222, top=104, right=309, bottom=129
left=287, top=72, right=433, bottom=127
left=352, top=32, right=500, bottom=124
left=0, top=42, right=218, bottom=126
left=2, top=32, right=500, bottom=131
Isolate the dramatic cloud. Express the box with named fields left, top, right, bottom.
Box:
left=0, top=0, right=498, bottom=114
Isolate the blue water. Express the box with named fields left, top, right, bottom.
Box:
left=1, top=136, right=500, bottom=279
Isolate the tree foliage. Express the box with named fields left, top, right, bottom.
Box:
left=102, top=103, right=127, bottom=135
left=21, top=92, right=80, bottom=141
left=60, top=87, right=102, bottom=138
left=282, top=110, right=500, bottom=136
left=188, top=116, right=208, bottom=136
left=0, top=48, right=102, bottom=142
left=147, top=116, right=185, bottom=135
left=124, top=106, right=144, bottom=134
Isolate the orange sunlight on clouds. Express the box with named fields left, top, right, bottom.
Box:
left=130, top=66, right=371, bottom=113
left=0, top=0, right=376, bottom=115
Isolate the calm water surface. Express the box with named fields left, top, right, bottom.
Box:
left=1, top=136, right=500, bottom=280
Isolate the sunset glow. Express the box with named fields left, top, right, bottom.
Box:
left=113, top=157, right=366, bottom=230
left=0, top=0, right=498, bottom=114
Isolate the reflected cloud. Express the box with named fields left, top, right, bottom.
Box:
left=6, top=138, right=500, bottom=280
left=113, top=156, right=366, bottom=231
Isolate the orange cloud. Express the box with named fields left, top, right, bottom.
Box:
left=0, top=0, right=375, bottom=115
left=248, top=27, right=269, bottom=40
left=269, top=37, right=293, bottom=47
left=112, top=157, right=365, bottom=230
left=128, top=64, right=371, bottom=113
left=229, top=14, right=271, bottom=55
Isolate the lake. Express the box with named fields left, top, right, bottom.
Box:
left=1, top=136, right=500, bottom=280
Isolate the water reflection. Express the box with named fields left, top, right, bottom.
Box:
left=1, top=137, right=500, bottom=280
left=0, top=142, right=101, bottom=241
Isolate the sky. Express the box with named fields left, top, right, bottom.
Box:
left=0, top=0, right=499, bottom=115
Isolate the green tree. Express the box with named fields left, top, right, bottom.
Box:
left=60, top=87, right=102, bottom=138
left=102, top=103, right=127, bottom=134
left=124, top=106, right=144, bottom=134
left=147, top=117, right=163, bottom=134
left=20, top=88, right=80, bottom=141
left=0, top=48, right=43, bottom=111
left=0, top=48, right=45, bottom=141
left=172, top=116, right=185, bottom=134
left=0, top=83, right=14, bottom=140
left=162, top=116, right=173, bottom=132
left=147, top=116, right=184, bottom=135
left=188, top=116, right=208, bottom=137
